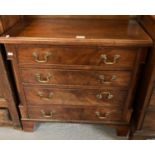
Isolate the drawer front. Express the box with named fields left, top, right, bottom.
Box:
left=28, top=105, right=123, bottom=122
left=0, top=108, right=10, bottom=122
left=17, top=46, right=137, bottom=68
left=20, top=68, right=131, bottom=88
left=143, top=111, right=155, bottom=130
left=24, top=87, right=127, bottom=106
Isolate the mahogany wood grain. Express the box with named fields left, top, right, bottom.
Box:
left=20, top=68, right=131, bottom=88
left=24, top=86, right=128, bottom=107
left=0, top=18, right=152, bottom=46
left=17, top=45, right=138, bottom=69
left=27, top=105, right=123, bottom=122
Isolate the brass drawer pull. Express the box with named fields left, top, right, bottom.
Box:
left=96, top=92, right=114, bottom=100
left=99, top=75, right=117, bottom=84
left=33, top=52, right=51, bottom=63
left=95, top=111, right=110, bottom=119
left=37, top=91, right=54, bottom=100
left=36, top=73, right=52, bottom=83
left=41, top=110, right=55, bottom=118
left=100, top=54, right=120, bottom=65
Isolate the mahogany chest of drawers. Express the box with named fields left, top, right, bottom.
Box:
left=0, top=16, right=152, bottom=136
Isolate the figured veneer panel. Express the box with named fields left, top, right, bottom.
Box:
left=20, top=68, right=131, bottom=88
left=28, top=105, right=123, bottom=122
left=24, top=87, right=128, bottom=107
left=17, top=46, right=138, bottom=69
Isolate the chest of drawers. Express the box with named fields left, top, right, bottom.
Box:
left=0, top=16, right=152, bottom=136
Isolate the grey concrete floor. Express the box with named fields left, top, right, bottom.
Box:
left=0, top=123, right=127, bottom=140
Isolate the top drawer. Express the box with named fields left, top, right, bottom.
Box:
left=16, top=45, right=138, bottom=69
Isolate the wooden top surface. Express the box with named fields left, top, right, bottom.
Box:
left=0, top=18, right=152, bottom=46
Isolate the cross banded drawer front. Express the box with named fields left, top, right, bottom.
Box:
left=28, top=105, right=123, bottom=122
left=20, top=68, right=131, bottom=88
left=24, top=87, right=128, bottom=106
left=17, top=46, right=138, bottom=68
left=17, top=44, right=139, bottom=128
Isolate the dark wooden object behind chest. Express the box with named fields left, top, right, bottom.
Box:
left=0, top=16, right=21, bottom=128
left=130, top=15, right=155, bottom=139
left=0, top=15, right=152, bottom=136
